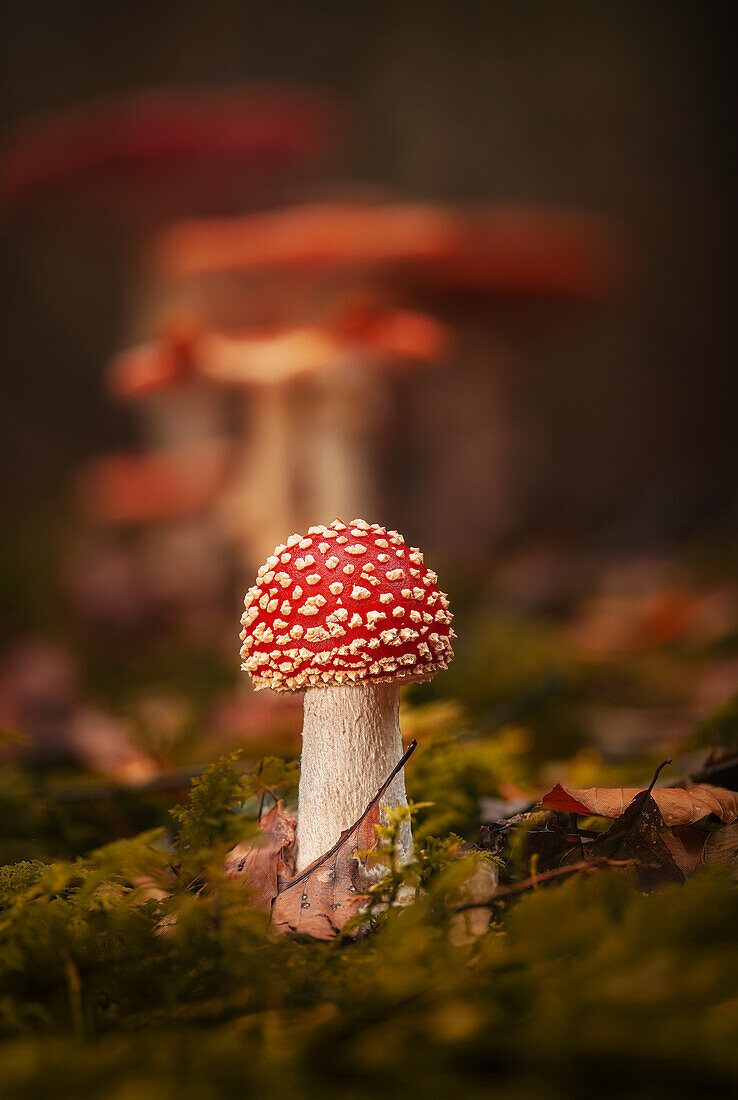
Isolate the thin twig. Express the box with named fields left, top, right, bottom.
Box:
left=45, top=765, right=205, bottom=804
left=646, top=759, right=672, bottom=795
left=451, top=857, right=635, bottom=911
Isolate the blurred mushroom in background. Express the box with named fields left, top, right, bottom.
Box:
left=154, top=200, right=626, bottom=561
left=0, top=86, right=344, bottom=226
left=73, top=443, right=232, bottom=634
left=196, top=306, right=448, bottom=564
left=106, top=323, right=224, bottom=455
left=0, top=85, right=347, bottom=636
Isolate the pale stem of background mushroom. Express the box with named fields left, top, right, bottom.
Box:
left=206, top=328, right=389, bottom=567
left=306, top=355, right=383, bottom=529
left=233, top=379, right=295, bottom=568
left=295, top=680, right=412, bottom=871
left=201, top=332, right=307, bottom=568
left=251, top=381, right=302, bottom=560
left=140, top=383, right=223, bottom=454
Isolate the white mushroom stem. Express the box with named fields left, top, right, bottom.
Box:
left=295, top=681, right=412, bottom=871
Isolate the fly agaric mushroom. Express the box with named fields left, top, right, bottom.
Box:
left=239, top=519, right=454, bottom=870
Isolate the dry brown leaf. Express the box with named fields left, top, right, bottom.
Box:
left=662, top=826, right=707, bottom=877
left=540, top=782, right=738, bottom=825
left=271, top=738, right=417, bottom=940
left=700, top=823, right=738, bottom=873
left=588, top=769, right=686, bottom=884
left=271, top=801, right=381, bottom=940
left=225, top=800, right=296, bottom=910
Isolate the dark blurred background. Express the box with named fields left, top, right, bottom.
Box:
left=1, top=0, right=735, bottom=531
left=0, top=0, right=736, bottom=799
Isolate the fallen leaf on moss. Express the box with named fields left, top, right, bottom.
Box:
left=271, top=802, right=381, bottom=939
left=663, top=825, right=707, bottom=876
left=225, top=800, right=296, bottom=910
left=271, top=739, right=416, bottom=940
left=586, top=769, right=686, bottom=883
left=540, top=782, right=738, bottom=825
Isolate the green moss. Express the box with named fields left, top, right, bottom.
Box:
left=0, top=752, right=735, bottom=1097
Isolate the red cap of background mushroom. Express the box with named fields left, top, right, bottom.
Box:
left=76, top=445, right=227, bottom=525
left=197, top=308, right=449, bottom=387
left=152, top=202, right=456, bottom=276
left=152, top=201, right=625, bottom=302
left=0, top=88, right=345, bottom=224
left=240, top=518, right=454, bottom=691
left=107, top=325, right=198, bottom=400
left=107, top=305, right=448, bottom=399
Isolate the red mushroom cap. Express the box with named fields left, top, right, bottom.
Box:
left=0, top=88, right=345, bottom=221
left=107, top=327, right=198, bottom=399
left=240, top=519, right=454, bottom=691
left=197, top=308, right=449, bottom=386
left=109, top=307, right=450, bottom=397
left=76, top=445, right=227, bottom=524
left=152, top=201, right=626, bottom=303
left=152, top=202, right=455, bottom=276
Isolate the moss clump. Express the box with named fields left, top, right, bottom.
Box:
left=0, top=752, right=735, bottom=1097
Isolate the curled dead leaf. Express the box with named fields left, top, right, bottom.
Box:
left=271, top=802, right=381, bottom=940
left=540, top=782, right=738, bottom=825
left=587, top=768, right=687, bottom=884
left=271, top=739, right=417, bottom=940
left=700, top=823, right=738, bottom=873
left=662, top=826, right=707, bottom=877
left=225, top=800, right=296, bottom=910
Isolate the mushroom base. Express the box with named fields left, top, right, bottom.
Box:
left=295, top=680, right=412, bottom=872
